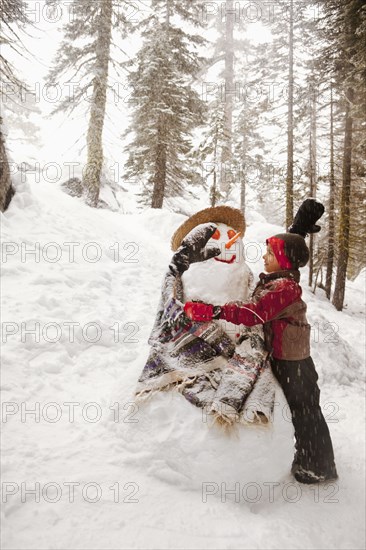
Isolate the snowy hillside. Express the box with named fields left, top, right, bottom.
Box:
left=1, top=179, right=365, bottom=550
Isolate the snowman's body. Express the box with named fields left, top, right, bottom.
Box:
left=136, top=220, right=274, bottom=424
left=181, top=223, right=254, bottom=343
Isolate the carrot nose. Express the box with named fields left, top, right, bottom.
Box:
left=225, top=232, right=242, bottom=249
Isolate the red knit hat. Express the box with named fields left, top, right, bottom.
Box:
left=266, top=199, right=324, bottom=269
left=266, top=234, right=310, bottom=269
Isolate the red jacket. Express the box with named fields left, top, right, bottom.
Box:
left=219, top=270, right=311, bottom=360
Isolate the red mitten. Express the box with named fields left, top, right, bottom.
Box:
left=184, top=301, right=214, bottom=322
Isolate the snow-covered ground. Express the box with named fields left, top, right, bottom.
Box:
left=1, top=178, right=365, bottom=549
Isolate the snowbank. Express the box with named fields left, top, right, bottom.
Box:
left=1, top=181, right=365, bottom=549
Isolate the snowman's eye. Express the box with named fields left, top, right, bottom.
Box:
left=227, top=229, right=236, bottom=240
left=212, top=229, right=221, bottom=240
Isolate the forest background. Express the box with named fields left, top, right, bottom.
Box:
left=1, top=0, right=365, bottom=311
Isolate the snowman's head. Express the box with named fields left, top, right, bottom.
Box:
left=182, top=222, right=249, bottom=303
left=208, top=222, right=244, bottom=264
left=171, top=206, right=245, bottom=253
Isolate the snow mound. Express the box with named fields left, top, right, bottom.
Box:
left=1, top=178, right=365, bottom=549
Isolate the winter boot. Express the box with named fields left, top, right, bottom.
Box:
left=292, top=463, right=338, bottom=484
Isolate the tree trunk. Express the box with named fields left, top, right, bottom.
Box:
left=210, top=130, right=218, bottom=207
left=286, top=0, right=294, bottom=230
left=220, top=0, right=234, bottom=194
left=240, top=134, right=247, bottom=216
left=151, top=117, right=167, bottom=209
left=308, top=83, right=317, bottom=287
left=332, top=88, right=353, bottom=311
left=240, top=174, right=246, bottom=215
left=83, top=0, right=113, bottom=207
left=325, top=84, right=335, bottom=299
left=0, top=121, right=15, bottom=212
left=165, top=0, right=170, bottom=25
left=210, top=169, right=217, bottom=207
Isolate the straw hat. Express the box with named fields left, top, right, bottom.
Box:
left=171, top=206, right=246, bottom=251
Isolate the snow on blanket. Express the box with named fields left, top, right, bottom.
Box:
left=1, top=177, right=365, bottom=550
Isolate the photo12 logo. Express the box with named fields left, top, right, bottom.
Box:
left=202, top=480, right=339, bottom=504
left=200, top=2, right=320, bottom=25
left=1, top=241, right=139, bottom=264
left=1, top=481, right=140, bottom=504
left=1, top=401, right=140, bottom=424
left=21, top=1, right=141, bottom=25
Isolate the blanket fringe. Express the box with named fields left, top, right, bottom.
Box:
left=176, top=374, right=200, bottom=391
left=135, top=389, right=272, bottom=435
left=205, top=411, right=241, bottom=438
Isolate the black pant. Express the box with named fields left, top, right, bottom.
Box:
left=271, top=357, right=336, bottom=474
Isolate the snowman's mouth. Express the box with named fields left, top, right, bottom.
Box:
left=214, top=255, right=237, bottom=264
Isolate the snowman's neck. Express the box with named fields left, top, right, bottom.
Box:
left=181, top=261, right=250, bottom=304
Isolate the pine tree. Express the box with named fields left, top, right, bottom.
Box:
left=316, top=0, right=366, bottom=310
left=234, top=91, right=266, bottom=216
left=0, top=125, right=13, bottom=212
left=195, top=100, right=227, bottom=207
left=253, top=0, right=317, bottom=227
left=220, top=0, right=234, bottom=195
left=286, top=0, right=295, bottom=230
left=306, top=72, right=319, bottom=287
left=0, top=0, right=30, bottom=211
left=123, top=0, right=206, bottom=209
left=83, top=0, right=113, bottom=207
left=207, top=2, right=259, bottom=198
left=47, top=0, right=131, bottom=207
left=325, top=84, right=337, bottom=299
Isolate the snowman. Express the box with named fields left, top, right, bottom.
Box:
left=136, top=206, right=276, bottom=426
left=181, top=222, right=251, bottom=304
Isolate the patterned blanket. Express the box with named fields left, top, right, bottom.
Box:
left=135, top=270, right=276, bottom=427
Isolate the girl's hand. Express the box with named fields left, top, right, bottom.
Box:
left=184, top=301, right=220, bottom=322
